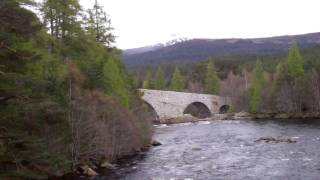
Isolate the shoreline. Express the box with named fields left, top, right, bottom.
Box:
left=158, top=112, right=320, bottom=125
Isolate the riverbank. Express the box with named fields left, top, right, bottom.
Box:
left=160, top=112, right=320, bottom=125
left=251, top=112, right=320, bottom=120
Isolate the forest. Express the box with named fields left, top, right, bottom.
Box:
left=135, top=42, right=320, bottom=115
left=0, top=0, right=152, bottom=178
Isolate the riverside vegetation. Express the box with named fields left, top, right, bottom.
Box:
left=0, top=0, right=152, bottom=178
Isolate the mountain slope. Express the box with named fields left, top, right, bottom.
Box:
left=122, top=32, right=320, bottom=68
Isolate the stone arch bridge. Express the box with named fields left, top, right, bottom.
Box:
left=139, top=89, right=231, bottom=121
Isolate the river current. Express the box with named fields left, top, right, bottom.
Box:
left=101, top=119, right=320, bottom=180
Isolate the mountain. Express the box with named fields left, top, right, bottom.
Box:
left=122, top=32, right=320, bottom=68
left=123, top=44, right=164, bottom=56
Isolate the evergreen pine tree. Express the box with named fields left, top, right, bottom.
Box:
left=142, top=71, right=152, bottom=89
left=85, top=0, right=115, bottom=45
left=103, top=58, right=129, bottom=107
left=271, top=62, right=286, bottom=94
left=249, top=60, right=265, bottom=113
left=205, top=61, right=220, bottom=94
left=42, top=0, right=81, bottom=39
left=170, top=66, right=184, bottom=91
left=154, top=66, right=166, bottom=90
left=287, top=40, right=304, bottom=79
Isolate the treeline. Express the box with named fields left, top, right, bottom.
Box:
left=248, top=41, right=319, bottom=113
left=0, top=0, right=151, bottom=178
left=221, top=41, right=320, bottom=114
left=136, top=41, right=320, bottom=115
left=139, top=61, right=219, bottom=94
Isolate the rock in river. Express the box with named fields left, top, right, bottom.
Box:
left=101, top=161, right=116, bottom=169
left=79, top=165, right=99, bottom=177
left=152, top=140, right=162, bottom=146
left=255, top=137, right=297, bottom=143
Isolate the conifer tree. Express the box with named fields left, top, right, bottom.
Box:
left=249, top=60, right=265, bottom=113
left=205, top=61, right=220, bottom=94
left=85, top=0, right=115, bottom=45
left=170, top=66, right=184, bottom=91
left=142, top=71, right=152, bottom=89
left=103, top=58, right=129, bottom=107
left=154, top=66, right=166, bottom=90
left=271, top=62, right=286, bottom=94
left=42, top=0, right=81, bottom=39
left=287, top=40, right=304, bottom=79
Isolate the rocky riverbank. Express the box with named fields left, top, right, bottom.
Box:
left=251, top=112, right=320, bottom=120
left=159, top=111, right=320, bottom=125
left=160, top=111, right=252, bottom=124
left=59, top=139, right=164, bottom=178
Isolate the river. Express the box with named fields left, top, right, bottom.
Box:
left=100, top=119, right=320, bottom=180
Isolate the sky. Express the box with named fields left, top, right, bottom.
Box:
left=80, top=0, right=320, bottom=49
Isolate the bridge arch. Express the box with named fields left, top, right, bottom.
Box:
left=139, top=89, right=231, bottom=122
left=142, top=101, right=160, bottom=123
left=183, top=102, right=211, bottom=118
left=219, top=104, right=230, bottom=113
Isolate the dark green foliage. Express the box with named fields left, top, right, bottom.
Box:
left=271, top=62, right=286, bottom=94
left=287, top=40, right=304, bottom=78
left=42, top=0, right=82, bottom=40
left=154, top=66, right=166, bottom=90
left=204, top=60, right=220, bottom=94
left=0, top=0, right=42, bottom=73
left=249, top=60, right=264, bottom=113
left=142, top=71, right=153, bottom=89
left=170, top=66, right=184, bottom=91
left=85, top=0, right=115, bottom=45
left=0, top=0, right=151, bottom=178
left=103, top=58, right=129, bottom=107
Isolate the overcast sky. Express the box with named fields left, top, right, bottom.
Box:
left=80, top=0, right=320, bottom=49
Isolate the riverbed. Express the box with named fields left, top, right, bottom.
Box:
left=100, top=119, right=320, bottom=180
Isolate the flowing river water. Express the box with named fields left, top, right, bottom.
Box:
left=100, top=119, right=320, bottom=180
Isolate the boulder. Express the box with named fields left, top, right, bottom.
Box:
left=100, top=161, right=116, bottom=169
left=235, top=111, right=250, bottom=117
left=79, top=165, right=98, bottom=177
left=86, top=167, right=98, bottom=177
left=234, top=111, right=252, bottom=120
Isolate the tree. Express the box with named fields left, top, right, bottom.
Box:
left=204, top=61, right=220, bottom=94
left=142, top=71, right=152, bottom=89
left=85, top=0, right=115, bottom=46
left=249, top=60, right=264, bottom=113
left=285, top=40, right=305, bottom=112
left=42, top=0, right=81, bottom=39
left=170, top=66, right=184, bottom=91
left=103, top=58, right=129, bottom=107
left=287, top=40, right=304, bottom=79
left=271, top=62, right=286, bottom=94
left=0, top=0, right=41, bottom=72
left=154, top=66, right=166, bottom=90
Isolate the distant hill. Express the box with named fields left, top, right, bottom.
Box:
left=123, top=44, right=164, bottom=56
left=122, top=32, right=320, bottom=68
